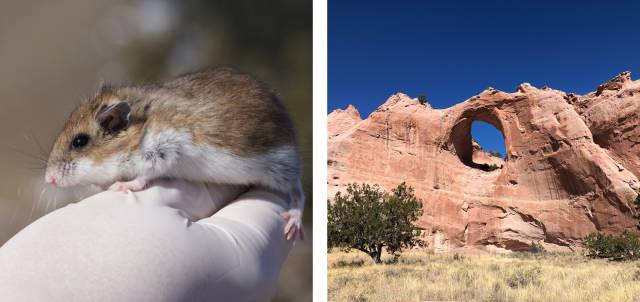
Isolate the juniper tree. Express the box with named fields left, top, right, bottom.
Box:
left=584, top=231, right=640, bottom=261
left=328, top=182, right=425, bottom=263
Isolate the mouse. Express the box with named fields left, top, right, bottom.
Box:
left=44, top=67, right=305, bottom=240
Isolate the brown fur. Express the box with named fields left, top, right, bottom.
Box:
left=49, top=67, right=297, bottom=166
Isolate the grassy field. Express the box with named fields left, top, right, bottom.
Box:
left=328, top=249, right=640, bottom=302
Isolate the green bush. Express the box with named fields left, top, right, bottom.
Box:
left=328, top=182, right=426, bottom=263
left=418, top=95, right=428, bottom=106
left=626, top=192, right=640, bottom=207
left=529, top=241, right=546, bottom=254
left=453, top=253, right=465, bottom=261
left=479, top=163, right=500, bottom=172
left=331, top=259, right=365, bottom=268
left=584, top=231, right=640, bottom=261
left=506, top=266, right=542, bottom=288
left=487, top=151, right=503, bottom=158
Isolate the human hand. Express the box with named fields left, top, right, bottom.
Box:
left=0, top=179, right=293, bottom=302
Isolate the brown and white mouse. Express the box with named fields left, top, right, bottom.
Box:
left=44, top=67, right=305, bottom=240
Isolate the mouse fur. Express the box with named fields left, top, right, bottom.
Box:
left=46, top=67, right=304, bottom=240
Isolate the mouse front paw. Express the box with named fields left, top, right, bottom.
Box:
left=281, top=209, right=304, bottom=241
left=109, top=179, right=148, bottom=192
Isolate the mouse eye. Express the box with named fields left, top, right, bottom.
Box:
left=71, top=134, right=90, bottom=150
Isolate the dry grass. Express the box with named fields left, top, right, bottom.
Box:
left=328, top=249, right=640, bottom=302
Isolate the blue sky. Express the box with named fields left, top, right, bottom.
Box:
left=329, top=0, right=640, bottom=154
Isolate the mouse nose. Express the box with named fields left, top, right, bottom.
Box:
left=46, top=175, right=57, bottom=186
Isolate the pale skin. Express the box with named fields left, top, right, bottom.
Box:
left=107, top=177, right=304, bottom=240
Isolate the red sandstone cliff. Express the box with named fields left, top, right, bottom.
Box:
left=328, top=73, right=640, bottom=252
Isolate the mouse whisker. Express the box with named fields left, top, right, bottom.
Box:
left=52, top=188, right=59, bottom=211
left=24, top=132, right=49, bottom=158
left=49, top=187, right=61, bottom=212
left=29, top=186, right=46, bottom=221
left=25, top=166, right=47, bottom=171
left=45, top=187, right=54, bottom=213
left=8, top=202, right=20, bottom=230
left=9, top=146, right=48, bottom=164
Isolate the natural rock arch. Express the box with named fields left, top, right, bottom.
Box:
left=328, top=73, right=640, bottom=252
left=449, top=109, right=506, bottom=171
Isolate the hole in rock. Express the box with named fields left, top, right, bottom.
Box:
left=452, top=119, right=506, bottom=172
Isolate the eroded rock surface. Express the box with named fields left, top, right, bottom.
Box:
left=328, top=72, right=640, bottom=252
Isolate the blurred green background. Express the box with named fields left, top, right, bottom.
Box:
left=0, top=0, right=311, bottom=301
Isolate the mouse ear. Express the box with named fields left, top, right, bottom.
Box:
left=97, top=102, right=131, bottom=134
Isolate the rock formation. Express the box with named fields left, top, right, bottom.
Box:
left=328, top=72, right=640, bottom=252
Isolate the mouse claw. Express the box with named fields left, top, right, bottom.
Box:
left=281, top=209, right=303, bottom=241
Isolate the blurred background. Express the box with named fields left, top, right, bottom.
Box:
left=0, top=0, right=311, bottom=300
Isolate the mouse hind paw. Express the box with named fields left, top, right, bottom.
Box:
left=281, top=209, right=304, bottom=241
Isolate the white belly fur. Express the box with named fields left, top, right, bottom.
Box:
left=135, top=128, right=299, bottom=190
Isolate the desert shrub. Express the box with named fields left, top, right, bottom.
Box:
left=487, top=282, right=507, bottom=302
left=629, top=191, right=640, bottom=219
left=328, top=182, right=426, bottom=263
left=383, top=267, right=410, bottom=278
left=453, top=268, right=476, bottom=287
left=488, top=151, right=504, bottom=158
left=331, top=258, right=366, bottom=268
left=506, top=266, right=542, bottom=288
left=398, top=256, right=425, bottom=265
left=529, top=241, right=546, bottom=254
left=479, top=163, right=500, bottom=172
left=418, top=95, right=428, bottom=106
left=584, top=231, right=640, bottom=261
left=352, top=294, right=368, bottom=302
